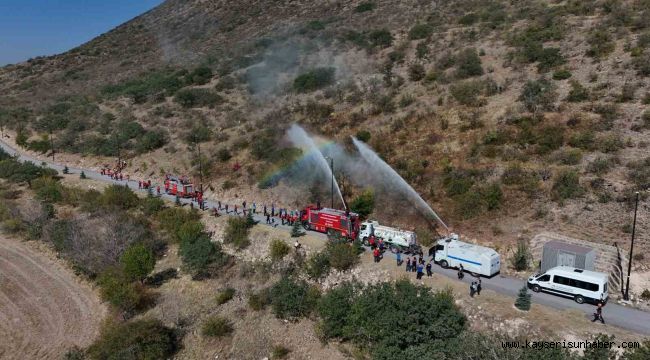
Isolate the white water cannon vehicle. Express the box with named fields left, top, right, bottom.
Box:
left=430, top=234, right=501, bottom=277
left=359, top=221, right=419, bottom=253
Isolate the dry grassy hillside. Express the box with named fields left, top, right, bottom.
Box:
left=1, top=0, right=649, bottom=258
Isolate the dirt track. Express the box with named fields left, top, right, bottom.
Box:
left=0, top=236, right=106, bottom=359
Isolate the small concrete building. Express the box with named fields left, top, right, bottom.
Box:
left=541, top=240, right=596, bottom=273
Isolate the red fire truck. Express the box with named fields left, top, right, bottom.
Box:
left=300, top=205, right=360, bottom=240
left=164, top=176, right=194, bottom=198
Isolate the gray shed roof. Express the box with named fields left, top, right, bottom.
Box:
left=543, top=240, right=594, bottom=255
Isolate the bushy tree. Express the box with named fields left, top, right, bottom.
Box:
left=269, top=278, right=320, bottom=319
left=100, top=184, right=139, bottom=209
left=515, top=285, right=531, bottom=311
left=519, top=78, right=557, bottom=113
left=120, top=243, right=155, bottom=282
left=510, top=240, right=531, bottom=271
left=455, top=48, right=483, bottom=78
left=552, top=170, right=584, bottom=201
left=223, top=216, right=252, bottom=249
left=201, top=316, right=233, bottom=337
left=87, top=319, right=178, bottom=360
left=317, top=280, right=466, bottom=357
left=293, top=68, right=336, bottom=92
left=97, top=268, right=149, bottom=314
left=179, top=230, right=228, bottom=278
left=291, top=220, right=305, bottom=238
left=349, top=189, right=375, bottom=218
left=269, top=239, right=291, bottom=261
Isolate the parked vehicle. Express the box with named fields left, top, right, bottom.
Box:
left=431, top=234, right=501, bottom=277
left=359, top=221, right=419, bottom=252
left=527, top=266, right=609, bottom=304
left=300, top=205, right=360, bottom=240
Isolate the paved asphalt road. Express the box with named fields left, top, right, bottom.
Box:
left=2, top=139, right=650, bottom=336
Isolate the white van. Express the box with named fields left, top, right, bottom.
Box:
left=527, top=266, right=609, bottom=304
left=431, top=234, right=501, bottom=277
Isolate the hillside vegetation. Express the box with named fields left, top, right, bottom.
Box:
left=1, top=0, right=649, bottom=252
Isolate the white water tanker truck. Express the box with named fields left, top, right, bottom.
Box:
left=430, top=234, right=501, bottom=277
left=359, top=221, right=419, bottom=253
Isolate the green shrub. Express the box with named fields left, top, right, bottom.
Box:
left=249, top=288, right=271, bottom=311
left=271, top=345, right=291, bottom=359
left=120, top=243, right=155, bottom=282
left=408, top=63, right=426, bottom=81
left=455, top=48, right=483, bottom=78
left=100, top=184, right=139, bottom=210
left=536, top=47, right=565, bottom=72
left=568, top=130, right=595, bottom=150
left=142, top=196, right=165, bottom=216
left=87, top=319, right=178, bottom=360
left=553, top=148, right=582, bottom=165
left=32, top=176, right=63, bottom=203
left=408, top=23, right=433, bottom=40
left=269, top=278, right=320, bottom=319
left=482, top=183, right=503, bottom=210
left=597, top=134, right=624, bottom=153
left=354, top=2, right=375, bottom=13
left=97, top=269, right=149, bottom=314
left=641, top=289, right=650, bottom=300
left=586, top=28, right=615, bottom=58
left=269, top=239, right=291, bottom=261
left=510, top=240, right=531, bottom=271
left=102, top=68, right=184, bottom=103
left=201, top=316, right=233, bottom=337
left=459, top=12, right=478, bottom=25
left=293, top=67, right=335, bottom=92
left=216, top=147, right=232, bottom=162
left=443, top=169, right=475, bottom=196
left=552, top=68, right=572, bottom=80
left=368, top=29, right=393, bottom=48
left=216, top=288, right=236, bottom=305
left=552, top=170, right=584, bottom=201
left=327, top=242, right=359, bottom=271
left=179, top=231, right=229, bottom=277
left=633, top=51, right=650, bottom=76
left=355, top=130, right=371, bottom=142
left=174, top=88, right=222, bottom=108
left=317, top=280, right=466, bottom=357
left=535, top=125, right=565, bottom=154
left=565, top=80, right=589, bottom=102
left=305, top=251, right=331, bottom=279
left=515, top=285, right=531, bottom=311
left=223, top=217, right=252, bottom=249
left=519, top=78, right=557, bottom=113
left=349, top=189, right=374, bottom=218
left=587, top=156, right=613, bottom=175
left=186, top=66, right=212, bottom=85
left=456, top=191, right=483, bottom=219
left=450, top=80, right=484, bottom=106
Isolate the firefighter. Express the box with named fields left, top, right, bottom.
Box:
left=212, top=207, right=219, bottom=217
left=217, top=201, right=221, bottom=210
left=476, top=278, right=482, bottom=295
left=234, top=205, right=238, bottom=215
left=378, top=239, right=385, bottom=253
left=138, top=181, right=142, bottom=189
left=266, top=214, right=271, bottom=224
left=157, top=186, right=161, bottom=195
left=263, top=204, right=267, bottom=216
left=457, top=264, right=464, bottom=280
left=373, top=247, right=380, bottom=263
left=271, top=203, right=275, bottom=217
left=225, top=204, right=229, bottom=213
left=119, top=173, right=123, bottom=181
left=242, top=201, right=247, bottom=211
left=406, top=258, right=412, bottom=272
left=426, top=261, right=433, bottom=277
left=368, top=235, right=376, bottom=249
left=252, top=202, right=256, bottom=214
left=197, top=192, right=203, bottom=210
left=396, top=251, right=402, bottom=267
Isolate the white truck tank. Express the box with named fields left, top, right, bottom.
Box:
left=432, top=234, right=501, bottom=277
left=359, top=221, right=418, bottom=252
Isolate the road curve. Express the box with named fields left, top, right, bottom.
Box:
left=2, top=139, right=650, bottom=336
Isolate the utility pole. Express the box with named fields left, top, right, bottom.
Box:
left=624, top=191, right=640, bottom=301
left=194, top=134, right=204, bottom=210
left=49, top=128, right=55, bottom=161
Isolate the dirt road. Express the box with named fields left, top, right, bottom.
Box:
left=0, top=236, right=106, bottom=359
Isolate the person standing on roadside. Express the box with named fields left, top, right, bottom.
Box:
left=396, top=251, right=402, bottom=267
left=416, top=262, right=424, bottom=280
left=406, top=257, right=411, bottom=272
left=426, top=261, right=433, bottom=277
left=592, top=302, right=605, bottom=324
